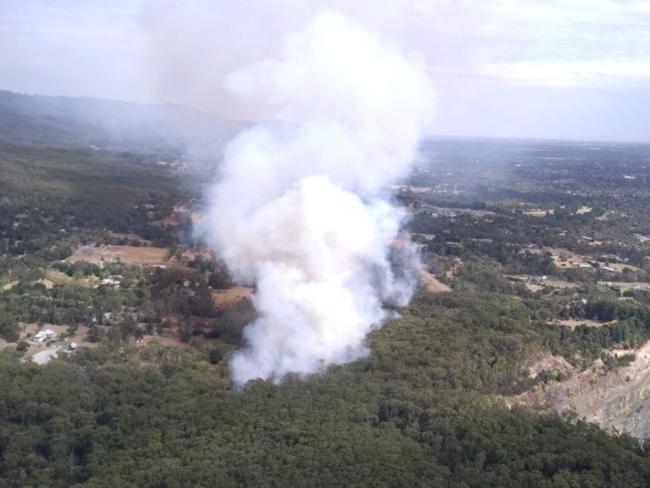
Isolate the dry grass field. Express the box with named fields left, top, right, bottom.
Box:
left=420, top=271, right=452, bottom=293
left=211, top=286, right=254, bottom=308
left=67, top=244, right=171, bottom=267
left=547, top=319, right=609, bottom=329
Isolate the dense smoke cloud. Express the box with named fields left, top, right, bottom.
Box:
left=197, top=10, right=436, bottom=386
left=142, top=1, right=443, bottom=121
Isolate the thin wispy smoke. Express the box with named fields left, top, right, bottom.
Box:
left=199, top=10, right=436, bottom=386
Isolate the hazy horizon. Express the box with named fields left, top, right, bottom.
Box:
left=4, top=88, right=648, bottom=147
left=1, top=0, right=649, bottom=143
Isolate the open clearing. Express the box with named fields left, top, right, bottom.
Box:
left=507, top=275, right=578, bottom=292
left=547, top=319, right=609, bottom=329
left=544, top=278, right=579, bottom=288
left=526, top=353, right=574, bottom=379
left=0, top=323, right=99, bottom=363
left=44, top=268, right=74, bottom=285
left=598, top=281, right=650, bottom=292
left=543, top=247, right=591, bottom=270
left=604, top=263, right=642, bottom=273
left=21, top=323, right=95, bottom=346
left=523, top=208, right=554, bottom=217
left=212, top=286, right=254, bottom=308
left=518, top=246, right=593, bottom=270
left=421, top=271, right=452, bottom=293
left=44, top=268, right=98, bottom=287
left=67, top=244, right=171, bottom=267
left=161, top=205, right=201, bottom=226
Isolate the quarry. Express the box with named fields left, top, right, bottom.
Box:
left=514, top=342, right=650, bottom=439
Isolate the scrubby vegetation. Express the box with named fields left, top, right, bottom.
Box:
left=2, top=290, right=650, bottom=487
left=2, top=108, right=650, bottom=486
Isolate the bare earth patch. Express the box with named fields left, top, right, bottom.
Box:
left=543, top=247, right=591, bottom=270
left=507, top=275, right=578, bottom=292
left=596, top=211, right=613, bottom=221
left=421, top=271, right=451, bottom=293
left=212, top=287, right=254, bottom=308
left=605, top=263, right=642, bottom=273
left=67, top=245, right=170, bottom=267
left=182, top=246, right=215, bottom=261
left=161, top=205, right=202, bottom=226
left=35, top=278, right=55, bottom=289
left=526, top=353, right=575, bottom=379
left=511, top=341, right=650, bottom=439
left=526, top=284, right=545, bottom=293
left=543, top=278, right=579, bottom=288
left=547, top=319, right=608, bottom=329
left=599, top=281, right=650, bottom=292
left=43, top=268, right=74, bottom=285
left=524, top=209, right=554, bottom=217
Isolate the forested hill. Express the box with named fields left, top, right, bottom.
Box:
left=0, top=90, right=241, bottom=152
left=1, top=130, right=650, bottom=485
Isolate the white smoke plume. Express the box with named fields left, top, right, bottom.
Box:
left=201, top=10, right=436, bottom=386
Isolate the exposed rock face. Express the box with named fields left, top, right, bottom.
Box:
left=526, top=353, right=574, bottom=379
left=514, top=342, right=650, bottom=440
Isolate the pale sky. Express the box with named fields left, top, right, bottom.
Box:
left=1, top=0, right=649, bottom=142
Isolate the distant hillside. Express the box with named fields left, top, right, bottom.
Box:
left=0, top=90, right=242, bottom=153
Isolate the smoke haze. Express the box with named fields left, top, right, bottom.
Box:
left=195, top=10, right=436, bottom=385
left=4, top=1, right=650, bottom=141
